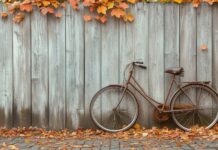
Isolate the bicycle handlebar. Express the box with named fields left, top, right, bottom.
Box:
left=133, top=61, right=147, bottom=69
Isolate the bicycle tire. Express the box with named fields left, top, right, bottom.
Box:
left=170, top=84, right=218, bottom=131
left=90, top=85, right=139, bottom=132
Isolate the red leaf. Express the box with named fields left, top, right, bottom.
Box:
left=40, top=7, right=54, bottom=15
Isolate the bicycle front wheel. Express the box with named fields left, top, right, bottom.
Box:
left=171, top=84, right=218, bottom=131
left=90, top=85, right=139, bottom=132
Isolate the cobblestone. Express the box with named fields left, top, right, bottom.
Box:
left=0, top=137, right=217, bottom=150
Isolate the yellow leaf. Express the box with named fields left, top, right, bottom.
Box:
left=97, top=6, right=107, bottom=15
left=42, top=1, right=50, bottom=7
left=127, top=0, right=137, bottom=4
left=111, top=8, right=125, bottom=18
left=107, top=2, right=114, bottom=9
left=173, top=0, right=182, bottom=3
left=123, top=13, right=134, bottom=22
left=133, top=123, right=141, bottom=129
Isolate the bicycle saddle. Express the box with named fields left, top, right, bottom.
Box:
left=165, top=67, right=184, bottom=75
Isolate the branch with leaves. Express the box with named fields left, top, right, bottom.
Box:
left=0, top=0, right=217, bottom=24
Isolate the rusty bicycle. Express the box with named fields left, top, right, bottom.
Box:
left=90, top=61, right=218, bottom=132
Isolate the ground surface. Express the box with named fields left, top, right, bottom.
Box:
left=0, top=137, right=218, bottom=150
left=0, top=126, right=218, bottom=150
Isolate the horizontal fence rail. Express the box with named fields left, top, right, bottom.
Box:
left=0, top=3, right=218, bottom=130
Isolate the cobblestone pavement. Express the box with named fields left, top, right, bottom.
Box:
left=0, top=137, right=217, bottom=150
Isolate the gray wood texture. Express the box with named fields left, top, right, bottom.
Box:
left=0, top=3, right=216, bottom=129
left=31, top=10, right=49, bottom=129
left=0, top=5, right=13, bottom=127
left=13, top=13, right=31, bottom=127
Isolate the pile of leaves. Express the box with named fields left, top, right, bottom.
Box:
left=0, top=124, right=218, bottom=140
left=0, top=0, right=217, bottom=24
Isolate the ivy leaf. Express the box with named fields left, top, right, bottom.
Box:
left=42, top=1, right=51, bottom=7
left=1, top=12, right=8, bottom=19
left=127, top=0, right=137, bottom=4
left=97, top=6, right=107, bottom=15
left=119, top=3, right=129, bottom=9
left=55, top=11, right=62, bottom=18
left=13, top=12, right=25, bottom=24
left=69, top=0, right=79, bottom=10
left=123, top=13, right=134, bottom=22
left=83, top=14, right=92, bottom=21
left=111, top=8, right=125, bottom=18
left=20, top=4, right=33, bottom=12
left=40, top=7, right=54, bottom=15
left=107, top=2, right=114, bottom=9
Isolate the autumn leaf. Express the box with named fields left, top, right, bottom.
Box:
left=51, top=1, right=60, bottom=8
left=173, top=0, right=183, bottom=3
left=13, top=12, right=25, bottom=23
left=97, top=6, right=107, bottom=15
left=123, top=13, right=134, bottom=22
left=61, top=2, right=66, bottom=9
left=127, top=0, right=137, bottom=4
left=69, top=0, right=79, bottom=10
left=1, top=12, right=8, bottom=19
left=111, top=8, right=125, bottom=18
left=200, top=44, right=208, bottom=51
left=119, top=3, right=129, bottom=9
left=55, top=11, right=62, bottom=18
left=95, top=15, right=107, bottom=23
left=20, top=4, right=33, bottom=12
left=83, top=14, right=92, bottom=21
left=107, top=2, right=114, bottom=9
left=40, top=7, right=54, bottom=15
left=192, top=0, right=200, bottom=7
left=42, top=1, right=51, bottom=7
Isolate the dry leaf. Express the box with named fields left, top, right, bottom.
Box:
left=1, top=12, right=8, bottom=19
left=200, top=44, right=208, bottom=51
left=13, top=12, right=25, bottom=24
left=20, top=4, right=33, bottom=12
left=55, top=11, right=62, bottom=18
left=97, top=6, right=107, bottom=15
left=83, top=14, right=92, bottom=21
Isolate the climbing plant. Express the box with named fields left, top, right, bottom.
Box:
left=0, top=0, right=216, bottom=23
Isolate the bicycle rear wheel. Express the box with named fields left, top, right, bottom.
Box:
left=171, top=84, right=218, bottom=131
left=90, top=85, right=139, bottom=132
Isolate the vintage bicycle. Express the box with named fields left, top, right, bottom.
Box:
left=89, top=61, right=218, bottom=132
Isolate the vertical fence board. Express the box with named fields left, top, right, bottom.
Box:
left=180, top=4, right=197, bottom=82
left=0, top=6, right=13, bottom=127
left=31, top=10, right=49, bottom=129
left=84, top=21, right=101, bottom=128
left=213, top=5, right=218, bottom=91
left=13, top=14, right=31, bottom=127
left=197, top=4, right=212, bottom=82
left=101, top=19, right=119, bottom=127
left=164, top=4, right=180, bottom=96
left=48, top=11, right=66, bottom=130
left=66, top=6, right=85, bottom=129
left=148, top=3, right=164, bottom=126
left=132, top=3, right=149, bottom=127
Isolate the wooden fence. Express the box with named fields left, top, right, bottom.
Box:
left=0, top=3, right=218, bottom=130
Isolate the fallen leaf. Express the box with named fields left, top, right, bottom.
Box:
left=123, top=13, right=134, bottom=22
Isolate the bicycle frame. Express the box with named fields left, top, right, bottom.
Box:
left=121, top=64, right=195, bottom=113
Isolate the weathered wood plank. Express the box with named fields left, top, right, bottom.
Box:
left=197, top=4, right=212, bottom=82
left=180, top=4, right=197, bottom=82
left=84, top=20, right=101, bottom=128
left=0, top=5, right=13, bottom=127
left=66, top=6, right=85, bottom=129
left=148, top=3, right=164, bottom=127
left=13, top=13, right=31, bottom=127
left=164, top=4, right=180, bottom=97
left=48, top=11, right=66, bottom=130
left=31, top=10, right=49, bottom=129
left=101, top=18, right=119, bottom=127
left=132, top=3, right=149, bottom=127
left=213, top=4, right=218, bottom=91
